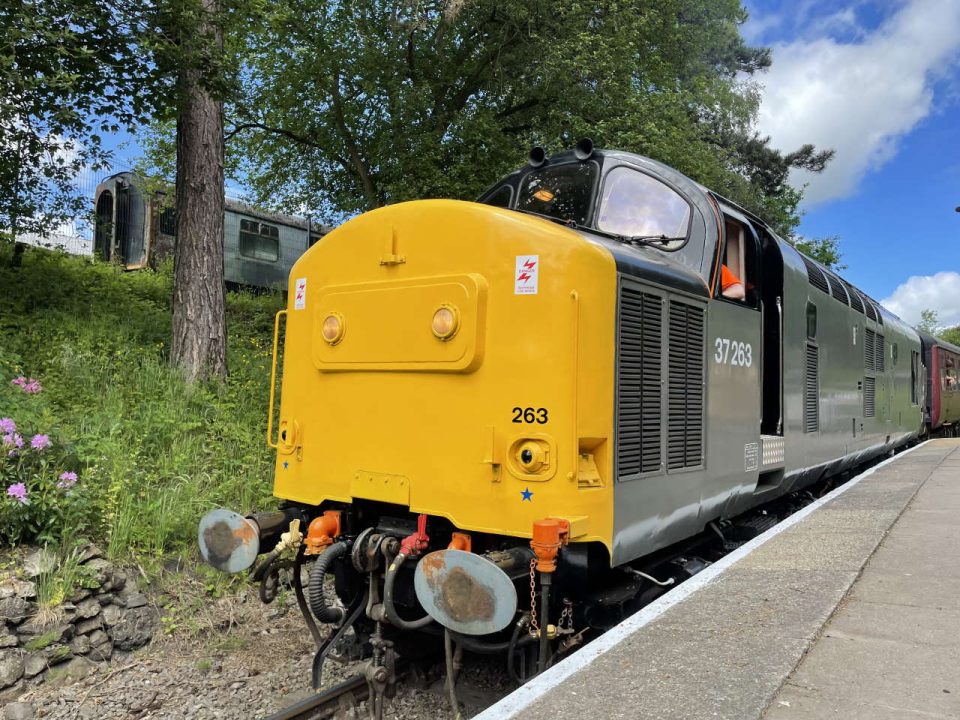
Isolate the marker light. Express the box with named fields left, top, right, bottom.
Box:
left=432, top=305, right=460, bottom=340
left=321, top=313, right=344, bottom=345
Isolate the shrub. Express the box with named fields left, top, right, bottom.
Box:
left=0, top=414, right=90, bottom=546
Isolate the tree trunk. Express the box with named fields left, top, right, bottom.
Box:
left=170, top=0, right=227, bottom=382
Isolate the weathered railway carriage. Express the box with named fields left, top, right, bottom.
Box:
left=918, top=331, right=960, bottom=435
left=200, top=145, right=924, bottom=686
left=93, top=171, right=329, bottom=288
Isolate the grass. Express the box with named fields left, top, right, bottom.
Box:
left=0, top=242, right=283, bottom=578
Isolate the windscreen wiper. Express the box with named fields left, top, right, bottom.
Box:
left=623, top=234, right=686, bottom=248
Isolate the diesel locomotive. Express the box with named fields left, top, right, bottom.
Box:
left=200, top=142, right=950, bottom=705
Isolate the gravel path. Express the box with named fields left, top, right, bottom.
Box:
left=12, top=598, right=511, bottom=720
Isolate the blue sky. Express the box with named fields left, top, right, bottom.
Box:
left=742, top=0, right=960, bottom=326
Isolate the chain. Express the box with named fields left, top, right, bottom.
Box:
left=528, top=558, right=539, bottom=637
left=558, top=598, right=573, bottom=633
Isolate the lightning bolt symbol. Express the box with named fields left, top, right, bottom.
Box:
left=517, top=272, right=531, bottom=282
left=523, top=259, right=537, bottom=269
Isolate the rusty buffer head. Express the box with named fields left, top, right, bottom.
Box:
left=413, top=549, right=518, bottom=635
left=198, top=508, right=261, bottom=573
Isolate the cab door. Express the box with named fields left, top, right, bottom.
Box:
left=703, top=209, right=765, bottom=520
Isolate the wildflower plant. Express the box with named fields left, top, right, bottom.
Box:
left=0, top=413, right=87, bottom=546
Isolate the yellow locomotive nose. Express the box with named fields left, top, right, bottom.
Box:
left=271, top=199, right=616, bottom=554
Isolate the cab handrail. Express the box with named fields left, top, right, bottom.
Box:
left=267, top=309, right=288, bottom=449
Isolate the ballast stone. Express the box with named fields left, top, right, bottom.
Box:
left=3, top=701, right=34, bottom=720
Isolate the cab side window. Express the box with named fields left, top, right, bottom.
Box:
left=718, top=215, right=759, bottom=308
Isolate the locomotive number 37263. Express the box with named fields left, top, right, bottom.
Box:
left=714, top=338, right=753, bottom=367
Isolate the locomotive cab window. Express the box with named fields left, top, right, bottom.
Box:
left=718, top=215, right=760, bottom=308
left=596, top=167, right=690, bottom=247
left=483, top=185, right=513, bottom=208
left=239, top=219, right=280, bottom=262
left=515, top=162, right=597, bottom=226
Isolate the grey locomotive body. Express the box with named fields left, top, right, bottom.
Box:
left=480, top=147, right=923, bottom=566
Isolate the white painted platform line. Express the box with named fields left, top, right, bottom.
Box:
left=473, top=442, right=928, bottom=720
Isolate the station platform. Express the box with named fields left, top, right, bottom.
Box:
left=475, top=438, right=960, bottom=720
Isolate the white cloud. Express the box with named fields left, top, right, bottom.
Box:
left=755, top=0, right=960, bottom=204
left=881, top=271, right=960, bottom=327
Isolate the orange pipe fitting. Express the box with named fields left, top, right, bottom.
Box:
left=530, top=518, right=569, bottom=573
left=304, top=510, right=342, bottom=555
left=448, top=532, right=472, bottom=553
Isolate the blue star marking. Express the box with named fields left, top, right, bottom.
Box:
left=521, top=487, right=533, bottom=501
left=282, top=461, right=289, bottom=470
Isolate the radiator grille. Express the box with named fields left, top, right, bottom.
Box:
left=864, top=299, right=878, bottom=322
left=801, top=256, right=830, bottom=294
left=876, top=333, right=885, bottom=372
left=865, top=328, right=876, bottom=370
left=667, top=301, right=705, bottom=469
left=617, top=287, right=662, bottom=478
left=804, top=343, right=819, bottom=433
left=864, top=376, right=876, bottom=417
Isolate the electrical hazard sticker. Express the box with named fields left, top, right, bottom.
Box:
left=514, top=255, right=539, bottom=295
left=294, top=277, right=307, bottom=310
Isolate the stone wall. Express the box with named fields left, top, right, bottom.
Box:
left=0, top=546, right=159, bottom=702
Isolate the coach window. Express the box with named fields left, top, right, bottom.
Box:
left=596, top=167, right=690, bottom=247
left=158, top=207, right=176, bottom=237
left=239, top=219, right=279, bottom=262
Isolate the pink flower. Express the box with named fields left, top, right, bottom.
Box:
left=6, top=483, right=27, bottom=504
left=11, top=377, right=42, bottom=394
left=2, top=433, right=23, bottom=449
left=30, top=434, right=50, bottom=451
left=57, top=471, right=78, bottom=489
left=0, top=418, right=14, bottom=434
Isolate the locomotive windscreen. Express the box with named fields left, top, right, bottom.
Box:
left=515, top=162, right=597, bottom=225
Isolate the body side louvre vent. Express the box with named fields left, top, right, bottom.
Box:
left=667, top=301, right=705, bottom=470
left=826, top=271, right=850, bottom=305
left=843, top=281, right=865, bottom=314
left=876, top=333, right=886, bottom=372
left=801, top=256, right=830, bottom=294
left=804, top=343, right=819, bottom=433
left=864, top=376, right=876, bottom=417
left=864, top=299, right=878, bottom=322
left=865, top=328, right=876, bottom=371
left=617, top=285, right=663, bottom=479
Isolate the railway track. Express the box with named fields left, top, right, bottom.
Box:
left=262, top=673, right=370, bottom=720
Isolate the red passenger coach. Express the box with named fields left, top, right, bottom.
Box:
left=919, top=331, right=960, bottom=435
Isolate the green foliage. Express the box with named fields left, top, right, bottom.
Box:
left=918, top=309, right=939, bottom=334
left=0, top=245, right=280, bottom=561
left=35, top=548, right=100, bottom=607
left=0, top=0, right=164, bottom=235
left=792, top=235, right=845, bottom=270
left=211, top=0, right=826, bottom=234
left=939, top=325, right=960, bottom=347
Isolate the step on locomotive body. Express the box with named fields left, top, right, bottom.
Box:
left=200, top=143, right=927, bottom=695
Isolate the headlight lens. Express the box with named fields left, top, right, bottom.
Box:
left=321, top=313, right=344, bottom=344
left=432, top=305, right=460, bottom=340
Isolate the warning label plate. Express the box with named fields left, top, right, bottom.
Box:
left=514, top=255, right=539, bottom=295
left=294, top=278, right=307, bottom=310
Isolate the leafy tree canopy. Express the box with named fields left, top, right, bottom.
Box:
left=213, top=0, right=829, bottom=233
left=0, top=0, right=160, bottom=235
left=918, top=309, right=939, bottom=334
left=792, top=235, right=845, bottom=270
left=940, top=325, right=960, bottom=347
